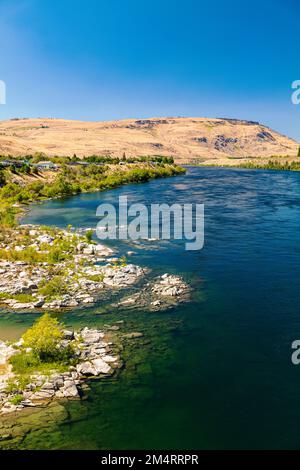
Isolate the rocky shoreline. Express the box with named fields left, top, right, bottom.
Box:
left=0, top=325, right=125, bottom=414
left=116, top=273, right=191, bottom=311
left=0, top=225, right=146, bottom=310
left=0, top=224, right=191, bottom=312
left=0, top=224, right=191, bottom=417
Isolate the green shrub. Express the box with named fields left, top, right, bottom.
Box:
left=38, top=276, right=68, bottom=299
left=0, top=246, right=44, bottom=263
left=12, top=294, right=35, bottom=303
left=22, top=313, right=64, bottom=362
left=0, top=208, right=17, bottom=228
left=86, top=273, right=104, bottom=282
left=10, top=351, right=41, bottom=374
left=5, top=375, right=31, bottom=392
left=9, top=394, right=24, bottom=405
left=0, top=168, right=6, bottom=186
left=85, top=229, right=94, bottom=243
left=0, top=162, right=185, bottom=229
left=0, top=292, right=10, bottom=300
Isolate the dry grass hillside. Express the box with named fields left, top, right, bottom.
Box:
left=0, top=117, right=298, bottom=165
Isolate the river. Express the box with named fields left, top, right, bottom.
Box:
left=1, top=166, right=300, bottom=449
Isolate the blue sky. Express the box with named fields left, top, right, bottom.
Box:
left=0, top=0, right=300, bottom=140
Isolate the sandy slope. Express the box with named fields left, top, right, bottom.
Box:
left=0, top=117, right=298, bottom=164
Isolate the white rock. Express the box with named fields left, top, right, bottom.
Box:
left=91, top=358, right=112, bottom=375
left=83, top=245, right=95, bottom=255
left=37, top=235, right=54, bottom=244
left=101, top=355, right=119, bottom=363
left=29, top=229, right=38, bottom=236
left=63, top=382, right=80, bottom=398
left=76, top=362, right=96, bottom=376
left=21, top=399, right=36, bottom=407
left=82, top=296, right=95, bottom=304
left=1, top=403, right=18, bottom=414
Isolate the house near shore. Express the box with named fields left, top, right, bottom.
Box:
left=0, top=159, right=25, bottom=168
left=33, top=161, right=58, bottom=171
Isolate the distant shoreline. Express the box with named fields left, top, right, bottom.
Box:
left=186, top=161, right=300, bottom=172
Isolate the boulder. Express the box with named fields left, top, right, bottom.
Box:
left=82, top=296, right=95, bottom=304
left=91, top=358, right=112, bottom=375
left=41, top=382, right=56, bottom=391
left=30, top=389, right=55, bottom=400
left=21, top=399, right=36, bottom=407
left=101, top=355, right=119, bottom=363
left=63, top=381, right=80, bottom=398
left=94, top=244, right=114, bottom=256
left=37, top=235, right=54, bottom=244
left=83, top=245, right=95, bottom=255
left=81, top=328, right=103, bottom=344
left=76, top=362, right=96, bottom=376
left=63, top=330, right=75, bottom=340
left=1, top=403, right=18, bottom=414
left=76, top=242, right=87, bottom=253
left=151, top=300, right=162, bottom=307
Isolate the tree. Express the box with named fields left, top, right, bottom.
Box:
left=0, top=168, right=6, bottom=186
left=298, top=146, right=300, bottom=157
left=85, top=229, right=94, bottom=243
left=22, top=313, right=64, bottom=362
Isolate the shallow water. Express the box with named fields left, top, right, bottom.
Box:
left=1, top=167, right=300, bottom=449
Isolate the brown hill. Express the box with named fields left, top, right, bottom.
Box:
left=0, top=117, right=298, bottom=164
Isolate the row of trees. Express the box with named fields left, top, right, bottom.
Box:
left=0, top=152, right=175, bottom=165
left=0, top=163, right=185, bottom=227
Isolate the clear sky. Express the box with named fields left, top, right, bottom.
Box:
left=0, top=0, right=299, bottom=140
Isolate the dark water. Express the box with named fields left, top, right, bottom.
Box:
left=1, top=166, right=300, bottom=449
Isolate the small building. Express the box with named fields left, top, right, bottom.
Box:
left=33, top=161, right=58, bottom=171
left=0, top=159, right=25, bottom=168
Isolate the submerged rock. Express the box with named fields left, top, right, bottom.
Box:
left=123, top=332, right=144, bottom=339
left=116, top=274, right=191, bottom=312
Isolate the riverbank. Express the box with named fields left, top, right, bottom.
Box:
left=0, top=160, right=189, bottom=311
left=189, top=157, right=300, bottom=171
left=2, top=166, right=300, bottom=450
left=0, top=162, right=191, bottom=441
left=0, top=162, right=186, bottom=227
left=0, top=319, right=126, bottom=416
left=0, top=223, right=190, bottom=311
left=0, top=224, right=145, bottom=310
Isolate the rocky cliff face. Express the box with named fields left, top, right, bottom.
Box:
left=0, top=117, right=298, bottom=164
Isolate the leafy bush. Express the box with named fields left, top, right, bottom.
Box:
left=10, top=351, right=41, bottom=374
left=0, top=292, right=10, bottom=301
left=86, top=273, right=104, bottom=282
left=0, top=168, right=6, bottom=186
left=10, top=394, right=24, bottom=405
left=11, top=294, right=35, bottom=303
left=38, top=276, right=68, bottom=300
left=10, top=351, right=70, bottom=376
left=85, top=229, right=94, bottom=243
left=0, top=208, right=17, bottom=228
left=0, top=246, right=45, bottom=263
left=22, top=313, right=64, bottom=362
